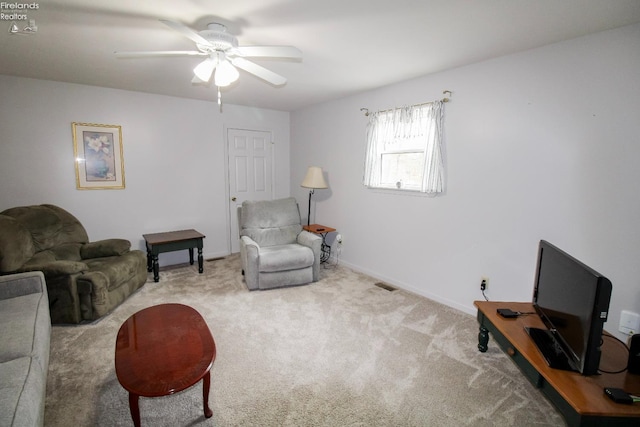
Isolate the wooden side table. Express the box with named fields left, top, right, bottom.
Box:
left=303, top=224, right=336, bottom=263
left=142, top=229, right=206, bottom=282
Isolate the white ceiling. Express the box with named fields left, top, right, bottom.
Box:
left=1, top=0, right=640, bottom=111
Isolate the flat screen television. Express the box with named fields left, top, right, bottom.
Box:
left=529, top=240, right=612, bottom=375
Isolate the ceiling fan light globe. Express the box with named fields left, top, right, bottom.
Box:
left=193, top=58, right=216, bottom=82
left=214, top=60, right=239, bottom=87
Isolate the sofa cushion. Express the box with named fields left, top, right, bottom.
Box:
left=0, top=272, right=50, bottom=427
left=0, top=357, right=46, bottom=427
left=1, top=205, right=64, bottom=252
left=50, top=242, right=83, bottom=261
left=0, top=215, right=35, bottom=272
left=41, top=204, right=89, bottom=245
left=259, top=244, right=314, bottom=272
left=81, top=239, right=131, bottom=259
left=19, top=245, right=87, bottom=276
left=1, top=204, right=89, bottom=253
left=0, top=292, right=50, bottom=364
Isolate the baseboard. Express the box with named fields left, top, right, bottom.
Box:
left=336, top=259, right=476, bottom=316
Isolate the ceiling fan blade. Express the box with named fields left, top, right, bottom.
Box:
left=160, top=19, right=212, bottom=47
left=236, top=46, right=302, bottom=59
left=115, top=50, right=207, bottom=58
left=231, top=57, right=287, bottom=86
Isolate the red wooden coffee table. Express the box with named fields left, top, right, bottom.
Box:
left=115, top=304, right=216, bottom=426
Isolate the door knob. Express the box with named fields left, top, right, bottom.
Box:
left=231, top=197, right=237, bottom=201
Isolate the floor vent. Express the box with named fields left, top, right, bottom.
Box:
left=374, top=282, right=397, bottom=291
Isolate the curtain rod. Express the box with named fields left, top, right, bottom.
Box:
left=360, top=90, right=452, bottom=116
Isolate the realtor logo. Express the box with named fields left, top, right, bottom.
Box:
left=1, top=2, right=39, bottom=20
left=1, top=2, right=39, bottom=34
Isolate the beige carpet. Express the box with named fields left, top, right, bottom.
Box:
left=44, top=254, right=565, bottom=426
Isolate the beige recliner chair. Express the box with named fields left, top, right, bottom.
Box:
left=238, top=197, right=322, bottom=290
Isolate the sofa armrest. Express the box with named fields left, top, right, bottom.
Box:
left=0, top=271, right=46, bottom=301
left=297, top=231, right=322, bottom=282
left=20, top=260, right=88, bottom=277
left=81, top=239, right=131, bottom=259
left=239, top=236, right=260, bottom=290
left=297, top=230, right=322, bottom=250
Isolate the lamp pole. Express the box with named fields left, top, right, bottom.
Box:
left=307, top=188, right=314, bottom=226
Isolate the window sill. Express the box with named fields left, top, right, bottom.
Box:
left=365, top=186, right=442, bottom=198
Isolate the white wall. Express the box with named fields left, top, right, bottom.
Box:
left=291, top=24, right=640, bottom=341
left=0, top=76, right=290, bottom=265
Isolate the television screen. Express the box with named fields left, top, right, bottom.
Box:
left=532, top=240, right=612, bottom=375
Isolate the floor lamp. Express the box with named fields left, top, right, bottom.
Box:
left=301, top=166, right=328, bottom=226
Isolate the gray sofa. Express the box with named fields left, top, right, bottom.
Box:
left=0, top=271, right=50, bottom=427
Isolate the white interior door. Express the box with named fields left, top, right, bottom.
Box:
left=228, top=128, right=273, bottom=253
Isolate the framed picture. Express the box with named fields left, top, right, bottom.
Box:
left=72, top=122, right=125, bottom=189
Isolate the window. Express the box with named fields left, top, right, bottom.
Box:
left=363, top=101, right=444, bottom=193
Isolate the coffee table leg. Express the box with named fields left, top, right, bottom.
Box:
left=197, top=247, right=204, bottom=274
left=128, top=393, right=141, bottom=427
left=202, top=371, right=213, bottom=418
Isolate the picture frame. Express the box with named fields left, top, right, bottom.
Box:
left=72, top=122, right=125, bottom=189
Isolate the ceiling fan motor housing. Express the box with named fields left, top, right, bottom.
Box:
left=198, top=23, right=238, bottom=52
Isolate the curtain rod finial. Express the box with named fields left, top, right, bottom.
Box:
left=360, top=108, right=370, bottom=116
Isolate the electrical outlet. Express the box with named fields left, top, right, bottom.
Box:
left=619, top=310, right=640, bottom=335
left=480, top=277, right=488, bottom=291
left=336, top=234, right=343, bottom=245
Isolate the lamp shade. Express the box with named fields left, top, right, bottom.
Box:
left=301, top=166, right=328, bottom=189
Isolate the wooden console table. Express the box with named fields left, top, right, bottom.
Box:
left=475, top=301, right=640, bottom=426
left=143, top=229, right=205, bottom=282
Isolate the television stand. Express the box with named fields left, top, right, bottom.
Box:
left=475, top=301, right=640, bottom=427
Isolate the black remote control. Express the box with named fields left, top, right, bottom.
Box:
left=604, top=387, right=634, bottom=404
left=497, top=308, right=519, bottom=318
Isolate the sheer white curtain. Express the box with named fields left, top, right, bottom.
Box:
left=363, top=100, right=445, bottom=193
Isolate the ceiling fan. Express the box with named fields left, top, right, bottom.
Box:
left=115, top=20, right=302, bottom=99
